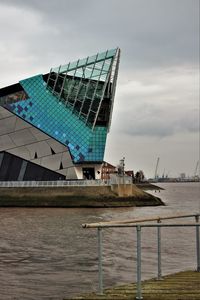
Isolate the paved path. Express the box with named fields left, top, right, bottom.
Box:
left=67, top=271, right=200, bottom=300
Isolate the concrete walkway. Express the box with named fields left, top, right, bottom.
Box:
left=67, top=271, right=200, bottom=300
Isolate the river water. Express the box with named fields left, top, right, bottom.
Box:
left=0, top=182, right=199, bottom=300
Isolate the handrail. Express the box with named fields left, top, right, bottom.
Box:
left=82, top=213, right=200, bottom=228
left=0, top=179, right=111, bottom=188
left=83, top=213, right=200, bottom=299
left=84, top=223, right=199, bottom=228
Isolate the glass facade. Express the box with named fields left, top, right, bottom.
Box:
left=1, top=48, right=120, bottom=165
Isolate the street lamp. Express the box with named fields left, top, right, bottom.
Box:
left=119, top=157, right=125, bottom=185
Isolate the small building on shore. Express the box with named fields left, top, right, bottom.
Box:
left=101, top=161, right=134, bottom=181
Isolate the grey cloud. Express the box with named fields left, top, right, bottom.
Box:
left=0, top=0, right=198, bottom=70
left=113, top=104, right=199, bottom=137
left=111, top=72, right=199, bottom=136
left=109, top=64, right=199, bottom=138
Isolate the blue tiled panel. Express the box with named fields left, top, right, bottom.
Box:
left=5, top=75, right=108, bottom=163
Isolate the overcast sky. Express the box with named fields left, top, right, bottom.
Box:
left=0, top=0, right=199, bottom=178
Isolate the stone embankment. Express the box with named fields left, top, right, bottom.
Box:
left=0, top=184, right=164, bottom=207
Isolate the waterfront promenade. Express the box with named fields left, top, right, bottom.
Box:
left=70, top=270, right=200, bottom=299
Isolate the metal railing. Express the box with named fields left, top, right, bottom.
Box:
left=82, top=213, right=200, bottom=300
left=0, top=179, right=111, bottom=188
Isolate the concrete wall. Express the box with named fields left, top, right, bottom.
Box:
left=111, top=184, right=132, bottom=197
left=111, top=183, right=146, bottom=197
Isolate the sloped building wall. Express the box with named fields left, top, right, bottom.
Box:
left=0, top=151, right=65, bottom=181
left=0, top=106, right=77, bottom=179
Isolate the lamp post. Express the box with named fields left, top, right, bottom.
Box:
left=120, top=157, right=125, bottom=185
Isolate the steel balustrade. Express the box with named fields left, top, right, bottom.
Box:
left=0, top=179, right=111, bottom=188
left=82, top=213, right=200, bottom=300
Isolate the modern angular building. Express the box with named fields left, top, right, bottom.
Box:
left=0, top=48, right=120, bottom=181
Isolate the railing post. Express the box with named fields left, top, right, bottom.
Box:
left=195, top=215, right=200, bottom=272
left=97, top=227, right=103, bottom=294
left=157, top=218, right=162, bottom=280
left=136, top=225, right=143, bottom=300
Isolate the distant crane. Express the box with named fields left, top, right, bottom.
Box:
left=194, top=161, right=199, bottom=178
left=154, top=157, right=160, bottom=180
